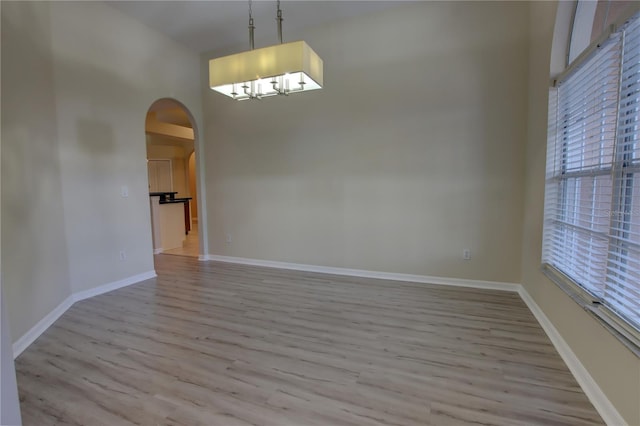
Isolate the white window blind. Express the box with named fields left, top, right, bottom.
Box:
left=543, top=12, right=640, bottom=337
left=607, top=15, right=640, bottom=328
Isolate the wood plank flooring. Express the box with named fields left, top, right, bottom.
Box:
left=15, top=255, right=604, bottom=425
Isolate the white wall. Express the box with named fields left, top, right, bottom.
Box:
left=188, top=153, right=198, bottom=220
left=1, top=293, right=21, bottom=426
left=49, top=1, right=202, bottom=295
left=1, top=1, right=73, bottom=343
left=0, top=6, right=22, bottom=420
left=522, top=2, right=640, bottom=424
left=1, top=1, right=202, bottom=342
left=202, top=1, right=529, bottom=283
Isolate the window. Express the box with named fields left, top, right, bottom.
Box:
left=544, top=12, right=640, bottom=346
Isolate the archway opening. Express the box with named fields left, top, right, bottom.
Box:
left=145, top=98, right=200, bottom=257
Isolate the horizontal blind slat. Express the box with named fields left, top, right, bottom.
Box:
left=544, top=17, right=640, bottom=333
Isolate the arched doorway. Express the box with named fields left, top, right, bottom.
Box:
left=145, top=99, right=200, bottom=257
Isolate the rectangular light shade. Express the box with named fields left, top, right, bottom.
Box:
left=209, top=40, right=323, bottom=100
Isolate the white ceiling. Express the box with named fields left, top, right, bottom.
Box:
left=107, top=1, right=404, bottom=53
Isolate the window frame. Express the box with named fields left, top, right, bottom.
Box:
left=543, top=5, right=640, bottom=356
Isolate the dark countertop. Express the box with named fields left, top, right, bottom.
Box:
left=149, top=191, right=178, bottom=197
left=160, top=198, right=191, bottom=205
left=149, top=191, right=191, bottom=204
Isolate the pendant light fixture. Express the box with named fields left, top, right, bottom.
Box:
left=209, top=0, right=324, bottom=101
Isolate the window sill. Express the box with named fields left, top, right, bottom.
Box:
left=542, top=264, right=640, bottom=358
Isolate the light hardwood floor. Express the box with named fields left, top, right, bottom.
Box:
left=16, top=255, right=604, bottom=425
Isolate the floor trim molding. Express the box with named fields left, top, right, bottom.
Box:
left=14, top=252, right=625, bottom=424
left=12, top=270, right=157, bottom=359
left=72, top=271, right=157, bottom=303
left=517, top=286, right=626, bottom=426
left=205, top=254, right=624, bottom=425
left=205, top=255, right=520, bottom=292
left=11, top=295, right=75, bottom=359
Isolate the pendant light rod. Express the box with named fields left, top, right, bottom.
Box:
left=276, top=0, right=283, bottom=44
left=248, top=0, right=255, bottom=50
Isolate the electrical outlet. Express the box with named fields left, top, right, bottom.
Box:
left=119, top=250, right=127, bottom=261
left=121, top=185, right=129, bottom=198
left=463, top=249, right=471, bottom=260
left=226, top=234, right=232, bottom=244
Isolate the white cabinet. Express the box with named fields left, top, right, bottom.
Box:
left=147, top=159, right=172, bottom=192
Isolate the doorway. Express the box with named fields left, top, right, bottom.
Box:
left=145, top=99, right=200, bottom=258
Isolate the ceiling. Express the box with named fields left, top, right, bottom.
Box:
left=148, top=99, right=193, bottom=128
left=146, top=99, right=194, bottom=153
left=107, top=1, right=403, bottom=53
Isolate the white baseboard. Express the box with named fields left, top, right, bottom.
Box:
left=12, top=270, right=156, bottom=359
left=205, top=255, right=521, bottom=292
left=13, top=251, right=625, bottom=425
left=12, top=295, right=75, bottom=359
left=204, top=254, right=624, bottom=425
left=72, top=270, right=157, bottom=303
left=517, top=287, right=626, bottom=426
